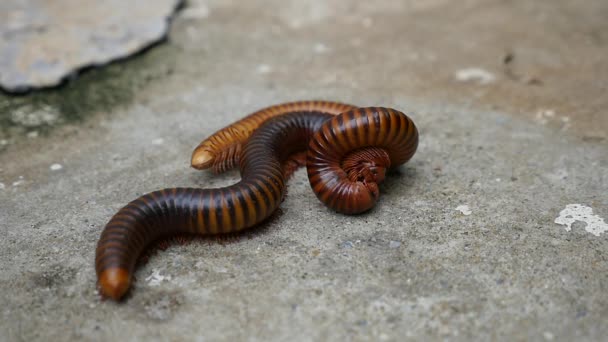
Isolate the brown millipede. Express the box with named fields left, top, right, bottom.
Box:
left=96, top=106, right=418, bottom=300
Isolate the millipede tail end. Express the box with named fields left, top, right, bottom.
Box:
left=98, top=267, right=131, bottom=300
left=191, top=147, right=215, bottom=170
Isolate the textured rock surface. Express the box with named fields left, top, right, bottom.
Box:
left=0, top=0, right=607, bottom=341
left=0, top=0, right=181, bottom=92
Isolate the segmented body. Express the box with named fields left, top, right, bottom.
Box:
left=96, top=107, right=418, bottom=300
left=191, top=100, right=355, bottom=173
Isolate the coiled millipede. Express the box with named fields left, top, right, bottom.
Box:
left=95, top=103, right=419, bottom=300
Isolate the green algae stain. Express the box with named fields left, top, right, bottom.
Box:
left=0, top=42, right=176, bottom=141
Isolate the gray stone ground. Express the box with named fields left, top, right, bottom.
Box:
left=0, top=0, right=181, bottom=92
left=1, top=0, right=607, bottom=341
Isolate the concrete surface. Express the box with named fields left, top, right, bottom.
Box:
left=1, top=0, right=607, bottom=340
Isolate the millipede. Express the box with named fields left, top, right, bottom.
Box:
left=95, top=104, right=419, bottom=300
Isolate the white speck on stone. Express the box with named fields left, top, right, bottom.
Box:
left=26, top=131, right=39, bottom=139
left=456, top=205, right=472, bottom=216
left=314, top=43, right=329, bottom=54
left=455, top=68, right=496, bottom=84
left=0, top=183, right=5, bottom=190
left=215, top=267, right=228, bottom=273
left=555, top=204, right=608, bottom=237
left=534, top=109, right=556, bottom=125
left=0, top=139, right=8, bottom=146
left=543, top=331, right=554, bottom=341
left=152, top=138, right=164, bottom=145
left=145, top=269, right=172, bottom=286
left=50, top=163, right=63, bottom=171
left=256, top=64, right=272, bottom=74
left=389, top=240, right=401, bottom=248
left=12, top=179, right=24, bottom=187
left=495, top=178, right=502, bottom=182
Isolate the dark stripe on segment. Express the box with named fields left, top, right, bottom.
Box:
left=353, top=109, right=367, bottom=147
left=243, top=183, right=263, bottom=225
left=343, top=110, right=359, bottom=148
left=167, top=188, right=177, bottom=229
left=219, top=188, right=234, bottom=233
left=132, top=197, right=160, bottom=233
left=254, top=178, right=277, bottom=212
left=202, top=190, right=213, bottom=234
left=252, top=167, right=283, bottom=197
left=389, top=109, right=401, bottom=145
left=333, top=114, right=350, bottom=153
left=103, top=219, right=146, bottom=248
left=228, top=187, right=245, bottom=231
left=196, top=190, right=206, bottom=234
left=174, top=188, right=188, bottom=229
left=183, top=188, right=196, bottom=233
left=147, top=191, right=168, bottom=230
left=207, top=190, right=219, bottom=234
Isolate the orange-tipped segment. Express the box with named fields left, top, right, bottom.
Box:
left=98, top=267, right=131, bottom=300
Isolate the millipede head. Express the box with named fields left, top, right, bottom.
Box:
left=306, top=107, right=418, bottom=215
left=342, top=147, right=391, bottom=184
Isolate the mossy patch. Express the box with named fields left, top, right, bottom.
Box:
left=0, top=42, right=176, bottom=141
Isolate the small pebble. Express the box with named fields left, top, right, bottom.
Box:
left=151, top=138, right=164, bottom=145
left=456, top=205, right=472, bottom=216
left=256, top=64, right=272, bottom=74
left=455, top=67, right=496, bottom=84
left=50, top=163, right=63, bottom=171
left=0, top=182, right=5, bottom=190
left=314, top=43, right=329, bottom=54
left=389, top=240, right=401, bottom=249
left=341, top=241, right=354, bottom=249
left=26, top=131, right=38, bottom=138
